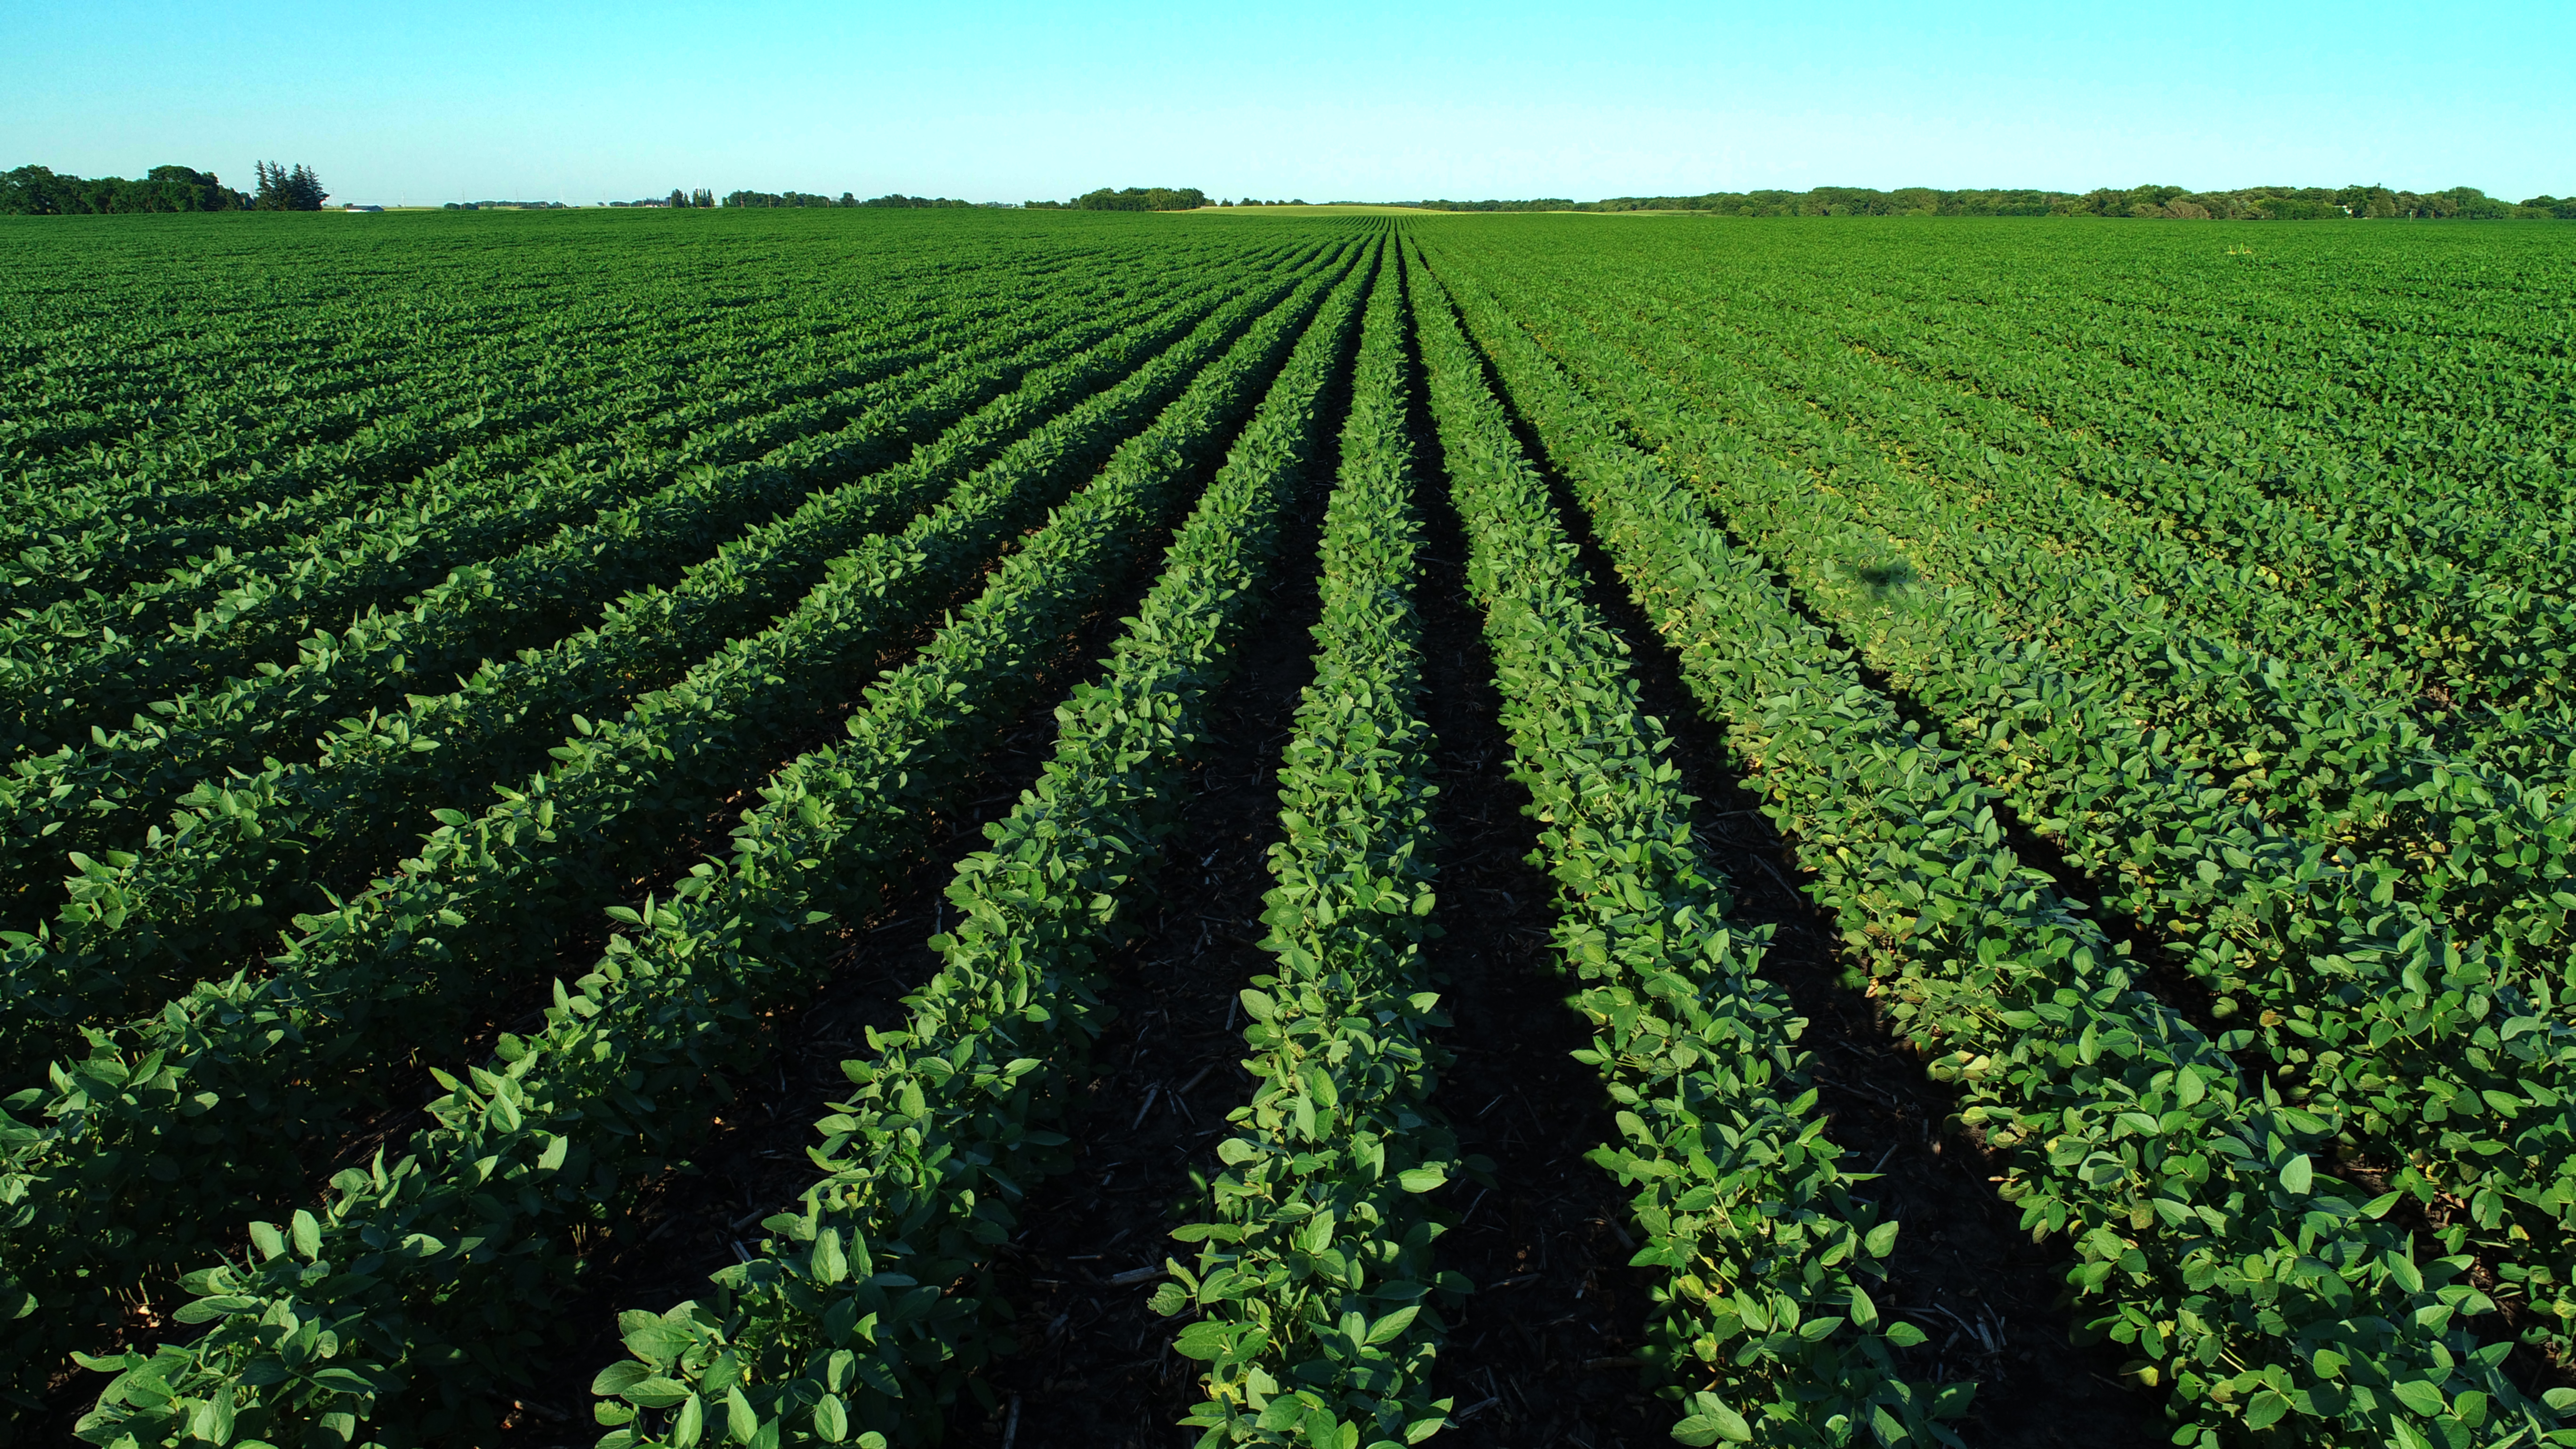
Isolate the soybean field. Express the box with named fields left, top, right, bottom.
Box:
left=6, top=208, right=2576, bottom=1449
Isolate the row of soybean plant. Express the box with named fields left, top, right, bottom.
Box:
left=1415, top=239, right=2570, bottom=1449
left=0, top=245, right=1024, bottom=739
left=1477, top=237, right=2576, bottom=1057
left=1484, top=221, right=2576, bottom=729
left=11, top=286, right=724, bottom=610
left=2, top=242, right=1009, bottom=633
left=580, top=231, right=1962, bottom=1449
left=0, top=210, right=823, bottom=479
left=568, top=237, right=1376, bottom=1449
left=1445, top=223, right=2576, bottom=733
left=1761, top=218, right=2576, bottom=562
left=3, top=240, right=1335, bottom=1413
left=1837, top=238, right=2576, bottom=596
left=0, top=258, right=1034, bottom=872
left=1731, top=270, right=2562, bottom=720
left=0, top=235, right=1320, bottom=1077
left=1576, top=239, right=2576, bottom=835
left=63, top=241, right=1372, bottom=1448
left=1158, top=236, right=1956, bottom=1449
left=1517, top=245, right=2459, bottom=713
left=3, top=291, right=535, bottom=499
left=1481, top=231, right=2576, bottom=1007
left=1440, top=242, right=2576, bottom=1359
left=1, top=233, right=807, bottom=559
left=0, top=218, right=1134, bottom=595
left=0, top=236, right=1264, bottom=837
left=1143, top=242, right=1460, bottom=1448
left=1401, top=243, right=1961, bottom=1448
left=1876, top=267, right=2576, bottom=713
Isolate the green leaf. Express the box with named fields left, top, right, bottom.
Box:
left=622, top=1316, right=697, bottom=1367
left=172, top=1295, right=262, bottom=1323
left=814, top=1395, right=849, bottom=1443
left=1395, top=1166, right=1447, bottom=1193
left=1365, top=1305, right=1421, bottom=1345
left=2244, top=1390, right=2290, bottom=1431
left=2278, top=1154, right=2313, bottom=1196
left=1863, top=1220, right=1900, bottom=1258
left=592, top=1362, right=653, bottom=1396
left=2390, top=1379, right=2446, bottom=1416
left=1846, top=1284, right=1879, bottom=1330
left=308, top=1368, right=375, bottom=1393
left=1884, top=1320, right=1929, bottom=1348
left=620, top=1376, right=694, bottom=1409
left=193, top=1388, right=238, bottom=1446
left=812, top=1229, right=847, bottom=1286
left=292, top=1209, right=322, bottom=1260
left=1672, top=1389, right=1752, bottom=1445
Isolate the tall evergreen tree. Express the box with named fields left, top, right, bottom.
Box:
left=251, top=161, right=327, bottom=210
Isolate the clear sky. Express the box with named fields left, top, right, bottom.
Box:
left=6, top=0, right=2568, bottom=205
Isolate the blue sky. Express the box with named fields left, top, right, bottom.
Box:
left=7, top=0, right=2568, bottom=205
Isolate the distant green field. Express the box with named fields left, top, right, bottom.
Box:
left=5, top=208, right=2575, bottom=1449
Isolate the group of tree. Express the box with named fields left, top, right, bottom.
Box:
left=1392, top=183, right=2576, bottom=219
left=249, top=161, right=329, bottom=209
left=717, top=190, right=978, bottom=208
left=1220, top=197, right=1310, bottom=207
left=0, top=163, right=309, bottom=215
left=1025, top=185, right=1209, bottom=211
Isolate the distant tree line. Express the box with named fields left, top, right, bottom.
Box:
left=1392, top=184, right=2576, bottom=219
left=720, top=190, right=979, bottom=208
left=1025, top=186, right=1209, bottom=211
left=443, top=200, right=573, bottom=210
left=2, top=161, right=331, bottom=214
left=1220, top=198, right=1310, bottom=207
